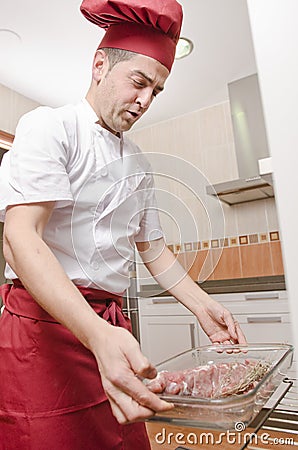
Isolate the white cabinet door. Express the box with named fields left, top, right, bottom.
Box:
left=234, top=313, right=293, bottom=345
left=139, top=315, right=199, bottom=365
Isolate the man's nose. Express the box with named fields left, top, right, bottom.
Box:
left=136, top=89, right=153, bottom=110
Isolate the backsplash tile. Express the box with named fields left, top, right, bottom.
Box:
left=184, top=242, right=193, bottom=252
left=240, top=243, right=273, bottom=278
left=249, top=233, right=259, bottom=244
left=239, top=235, right=248, bottom=245
left=220, top=237, right=229, bottom=247
left=202, top=240, right=210, bottom=249
left=259, top=233, right=268, bottom=242
left=170, top=230, right=284, bottom=281
left=229, top=237, right=238, bottom=246
left=185, top=250, right=213, bottom=282
left=211, top=247, right=242, bottom=280
left=192, top=241, right=201, bottom=251
left=211, top=239, right=220, bottom=248
left=270, top=231, right=279, bottom=241
left=270, top=241, right=284, bottom=275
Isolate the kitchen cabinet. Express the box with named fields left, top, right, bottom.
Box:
left=140, top=315, right=199, bottom=365
left=139, top=297, right=200, bottom=365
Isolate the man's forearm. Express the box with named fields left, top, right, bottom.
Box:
left=137, top=239, right=210, bottom=315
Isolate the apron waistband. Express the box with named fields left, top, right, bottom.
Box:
left=0, top=281, right=129, bottom=329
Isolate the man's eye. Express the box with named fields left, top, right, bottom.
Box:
left=133, top=79, right=145, bottom=87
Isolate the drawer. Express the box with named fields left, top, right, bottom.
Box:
left=211, top=291, right=288, bottom=303
left=218, top=299, right=290, bottom=315
left=139, top=296, right=191, bottom=316
left=234, top=313, right=293, bottom=345
left=211, top=291, right=289, bottom=315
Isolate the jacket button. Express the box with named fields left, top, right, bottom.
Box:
left=91, top=261, right=100, bottom=270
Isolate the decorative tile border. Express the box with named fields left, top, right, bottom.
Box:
left=168, top=230, right=280, bottom=253
left=220, top=238, right=229, bottom=247
left=184, top=242, right=192, bottom=252
left=229, top=237, right=238, bottom=247
left=239, top=235, right=248, bottom=245
left=269, top=231, right=279, bottom=241
left=202, top=240, right=210, bottom=249
left=174, top=244, right=181, bottom=253
left=211, top=239, right=219, bottom=248
left=249, top=233, right=259, bottom=244
left=259, top=233, right=268, bottom=242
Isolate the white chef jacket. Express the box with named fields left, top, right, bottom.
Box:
left=0, top=99, right=163, bottom=293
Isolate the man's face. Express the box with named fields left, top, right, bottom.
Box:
left=92, top=52, right=169, bottom=134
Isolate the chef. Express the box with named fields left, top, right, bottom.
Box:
left=0, top=0, right=246, bottom=448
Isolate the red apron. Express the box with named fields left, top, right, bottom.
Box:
left=0, top=281, right=151, bottom=450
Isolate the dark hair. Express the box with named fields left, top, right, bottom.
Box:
left=100, top=47, right=137, bottom=71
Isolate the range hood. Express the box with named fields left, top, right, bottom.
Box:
left=206, top=74, right=274, bottom=205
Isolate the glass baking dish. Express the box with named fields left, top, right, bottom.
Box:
left=145, top=343, right=293, bottom=430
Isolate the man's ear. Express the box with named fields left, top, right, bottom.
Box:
left=92, top=49, right=108, bottom=83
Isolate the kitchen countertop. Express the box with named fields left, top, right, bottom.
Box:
left=138, top=275, right=286, bottom=297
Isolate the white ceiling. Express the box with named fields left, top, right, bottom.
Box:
left=0, top=0, right=257, bottom=130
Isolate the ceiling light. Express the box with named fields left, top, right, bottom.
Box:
left=175, top=37, right=194, bottom=60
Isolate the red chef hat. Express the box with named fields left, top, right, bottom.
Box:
left=80, top=0, right=183, bottom=72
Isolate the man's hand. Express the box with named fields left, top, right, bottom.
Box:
left=195, top=296, right=247, bottom=345
left=92, top=323, right=173, bottom=424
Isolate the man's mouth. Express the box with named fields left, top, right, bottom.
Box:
left=127, top=110, right=140, bottom=119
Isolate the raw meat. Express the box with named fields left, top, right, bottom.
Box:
left=146, top=360, right=269, bottom=398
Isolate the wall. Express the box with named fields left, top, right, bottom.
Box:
left=129, top=101, right=283, bottom=283
left=0, top=84, right=41, bottom=284
left=0, top=83, right=40, bottom=134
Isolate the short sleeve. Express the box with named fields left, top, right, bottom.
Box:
left=0, top=107, right=73, bottom=221
left=134, top=173, right=164, bottom=242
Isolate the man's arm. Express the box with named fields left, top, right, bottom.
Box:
left=3, top=203, right=173, bottom=423
left=136, top=238, right=246, bottom=344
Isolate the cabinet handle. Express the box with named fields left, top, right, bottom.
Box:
left=190, top=323, right=196, bottom=348
left=244, top=292, right=279, bottom=301
left=152, top=298, right=178, bottom=304
left=247, top=316, right=282, bottom=324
